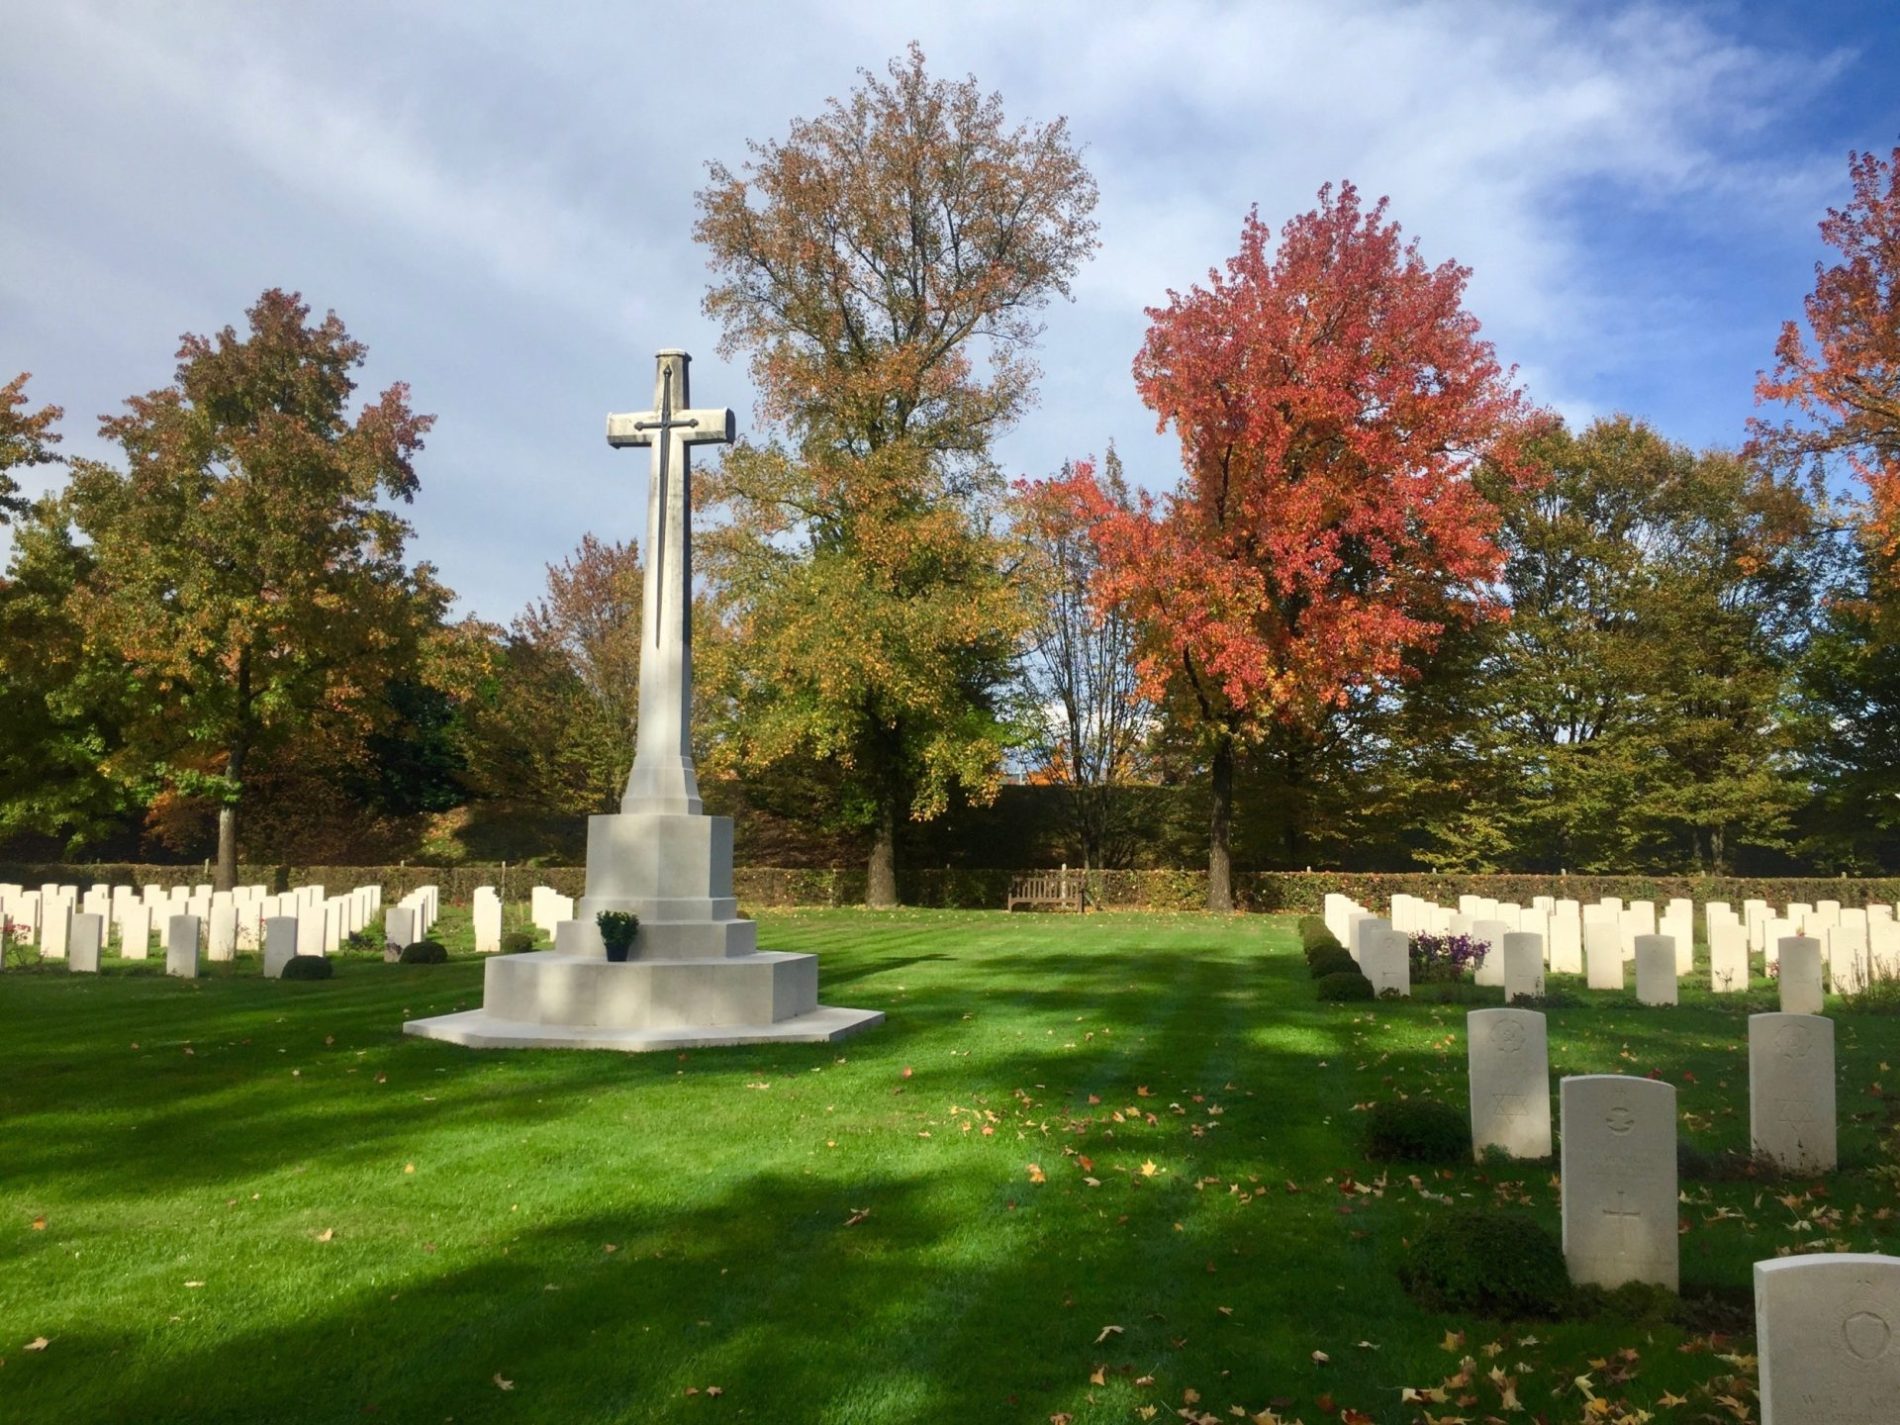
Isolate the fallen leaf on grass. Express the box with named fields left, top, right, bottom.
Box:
left=31, top=1216, right=46, bottom=1231
left=1311, top=1350, right=1329, bottom=1364
left=1139, top=1160, right=1158, bottom=1178
left=25, top=1336, right=50, bottom=1351
left=706, top=1385, right=723, bottom=1397
left=493, top=1372, right=513, bottom=1391
left=1026, top=1163, right=1046, bottom=1185
left=1094, top=1324, right=1124, bottom=1344
left=314, top=1228, right=334, bottom=1243
left=184, top=1281, right=204, bottom=1289
left=403, top=1163, right=415, bottom=1174
left=843, top=1208, right=871, bottom=1227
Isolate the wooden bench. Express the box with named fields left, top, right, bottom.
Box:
left=1006, top=873, right=1084, bottom=913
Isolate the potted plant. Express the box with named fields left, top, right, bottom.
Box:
left=596, top=910, right=640, bottom=963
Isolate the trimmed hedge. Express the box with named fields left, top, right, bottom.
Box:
left=280, top=956, right=334, bottom=981
left=1307, top=947, right=1358, bottom=979
left=1316, top=970, right=1374, bottom=1002
left=1365, top=1099, right=1468, bottom=1162
left=1401, top=1209, right=1571, bottom=1317
left=399, top=940, right=448, bottom=965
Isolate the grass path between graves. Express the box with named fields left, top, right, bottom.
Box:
left=3, top=910, right=1899, bottom=1424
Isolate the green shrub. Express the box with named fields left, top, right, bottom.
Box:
left=1297, top=916, right=1343, bottom=954
left=1307, top=947, right=1358, bottom=979
left=500, top=929, right=537, bottom=954
left=1365, top=1098, right=1467, bottom=1162
left=1315, top=970, right=1374, bottom=1002
left=280, top=955, right=334, bottom=981
left=399, top=940, right=448, bottom=965
left=1400, top=1210, right=1570, bottom=1317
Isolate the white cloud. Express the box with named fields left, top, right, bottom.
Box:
left=0, top=0, right=1861, bottom=615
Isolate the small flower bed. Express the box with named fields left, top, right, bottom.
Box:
left=1409, top=932, right=1489, bottom=983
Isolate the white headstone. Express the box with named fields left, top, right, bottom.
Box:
left=1749, top=1013, right=1836, bottom=1173
left=473, top=886, right=503, bottom=955
left=1779, top=936, right=1825, bottom=1015
left=69, top=913, right=103, bottom=973
left=119, top=903, right=152, bottom=960
left=1550, top=899, right=1583, bottom=975
left=264, top=917, right=299, bottom=978
left=1709, top=922, right=1749, bottom=993
left=1584, top=918, right=1623, bottom=990
left=1360, top=926, right=1410, bottom=998
left=1634, top=934, right=1678, bottom=1006
left=207, top=901, right=238, bottom=961
left=1471, top=919, right=1509, bottom=988
left=1502, top=931, right=1545, bottom=1002
left=40, top=897, right=72, bottom=960
left=165, top=915, right=200, bottom=978
left=1829, top=922, right=1873, bottom=996
left=1560, top=1075, right=1678, bottom=1291
left=1467, top=1008, right=1551, bottom=1160
left=385, top=905, right=417, bottom=950
left=1659, top=907, right=1695, bottom=974
left=296, top=906, right=327, bottom=957
left=1754, top=1253, right=1900, bottom=1425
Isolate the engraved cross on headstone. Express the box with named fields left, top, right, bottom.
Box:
left=1602, top=1189, right=1644, bottom=1258
left=606, top=350, right=736, bottom=815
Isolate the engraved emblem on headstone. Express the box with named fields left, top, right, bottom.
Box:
left=1844, top=1310, right=1892, bottom=1362
left=1605, top=1105, right=1635, bottom=1134
left=1491, top=1020, right=1526, bottom=1053
left=1776, top=1023, right=1812, bottom=1059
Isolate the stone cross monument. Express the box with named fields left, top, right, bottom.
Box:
left=402, top=349, right=882, bottom=1052
left=606, top=350, right=732, bottom=816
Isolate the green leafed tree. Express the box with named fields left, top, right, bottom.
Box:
left=692, top=44, right=1099, bottom=905
left=58, top=289, right=439, bottom=887
left=1392, top=416, right=1822, bottom=873
left=462, top=534, right=646, bottom=817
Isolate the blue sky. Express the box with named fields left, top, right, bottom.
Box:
left=4, top=0, right=1896, bottom=622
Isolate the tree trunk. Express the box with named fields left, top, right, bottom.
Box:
left=1207, top=732, right=1235, bottom=913
left=216, top=740, right=245, bottom=893
left=867, top=796, right=898, bottom=908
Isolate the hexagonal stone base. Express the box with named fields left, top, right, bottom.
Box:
left=402, top=1004, right=884, bottom=1052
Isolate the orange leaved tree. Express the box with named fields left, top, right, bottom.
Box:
left=1082, top=184, right=1534, bottom=910
left=1753, top=145, right=1900, bottom=592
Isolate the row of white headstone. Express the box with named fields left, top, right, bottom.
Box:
left=0, top=881, right=454, bottom=980
left=1461, top=1008, right=1895, bottom=1423
left=1323, top=891, right=1893, bottom=1006
left=463, top=884, right=576, bottom=954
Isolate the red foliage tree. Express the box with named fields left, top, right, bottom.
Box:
left=1082, top=184, right=1534, bottom=909
left=1753, top=146, right=1900, bottom=579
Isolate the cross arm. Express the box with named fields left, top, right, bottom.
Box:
left=679, top=407, right=737, bottom=445
left=604, top=407, right=738, bottom=448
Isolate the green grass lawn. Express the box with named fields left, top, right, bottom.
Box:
left=3, top=910, right=1898, bottom=1424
